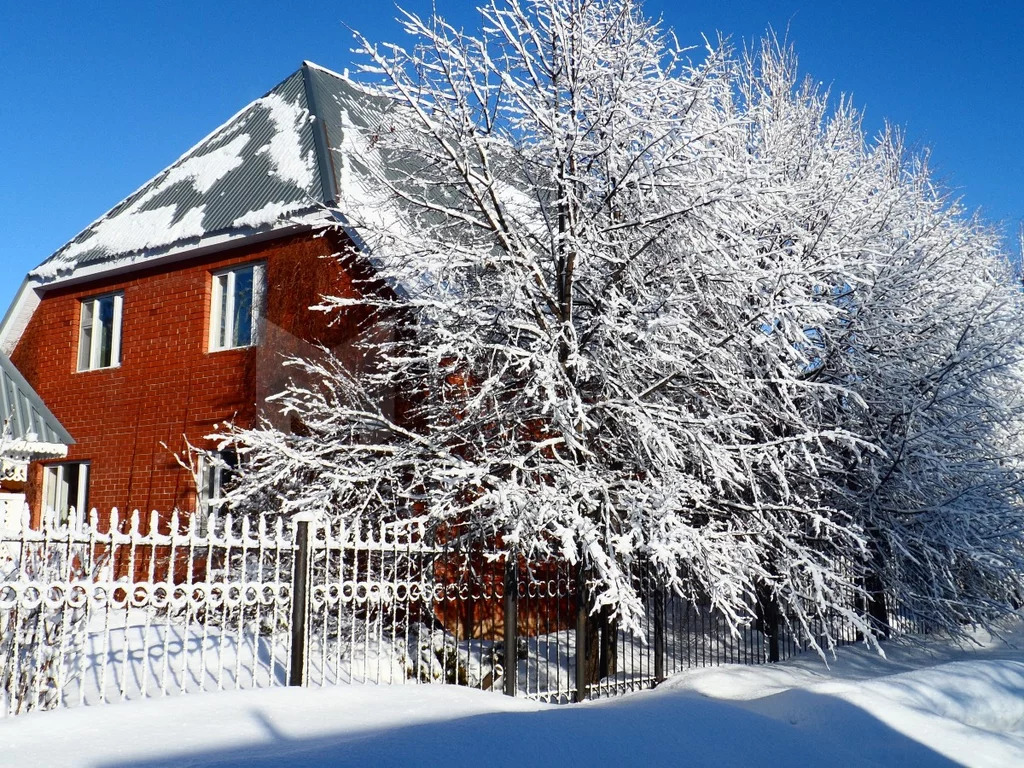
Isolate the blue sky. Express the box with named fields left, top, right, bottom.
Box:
left=1, top=1, right=1021, bottom=314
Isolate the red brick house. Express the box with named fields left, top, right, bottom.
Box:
left=0, top=62, right=390, bottom=531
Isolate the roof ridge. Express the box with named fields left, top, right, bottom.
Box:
left=302, top=60, right=350, bottom=81
left=301, top=62, right=339, bottom=205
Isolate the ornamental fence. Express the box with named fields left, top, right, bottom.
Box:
left=1, top=509, right=919, bottom=717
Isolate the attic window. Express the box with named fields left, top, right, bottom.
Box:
left=209, top=263, right=264, bottom=351
left=78, top=293, right=123, bottom=371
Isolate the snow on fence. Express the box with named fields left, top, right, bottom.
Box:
left=0, top=509, right=294, bottom=717
left=2, top=509, right=899, bottom=717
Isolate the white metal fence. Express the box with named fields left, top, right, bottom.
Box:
left=1, top=509, right=294, bottom=716
left=2, top=509, right=581, bottom=716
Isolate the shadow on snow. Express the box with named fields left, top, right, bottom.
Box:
left=98, top=687, right=961, bottom=768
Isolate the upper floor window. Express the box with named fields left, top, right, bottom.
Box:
left=78, top=293, right=123, bottom=371
left=42, top=461, right=89, bottom=528
left=210, top=263, right=264, bottom=351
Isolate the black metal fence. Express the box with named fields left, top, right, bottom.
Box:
left=289, top=518, right=897, bottom=703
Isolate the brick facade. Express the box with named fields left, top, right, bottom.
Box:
left=10, top=229, right=371, bottom=528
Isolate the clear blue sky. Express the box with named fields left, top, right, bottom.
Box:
left=2, top=1, right=1021, bottom=314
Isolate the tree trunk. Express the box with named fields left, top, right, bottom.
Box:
left=599, top=608, right=618, bottom=680
left=864, top=570, right=890, bottom=639
left=583, top=606, right=618, bottom=686
left=756, top=582, right=780, bottom=663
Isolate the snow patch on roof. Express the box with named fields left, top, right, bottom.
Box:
left=232, top=200, right=303, bottom=229
left=51, top=135, right=251, bottom=267
left=3, top=439, right=68, bottom=459
left=169, top=133, right=251, bottom=194
left=260, top=93, right=315, bottom=189
left=63, top=205, right=208, bottom=265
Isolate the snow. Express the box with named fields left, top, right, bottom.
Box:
left=4, top=618, right=1024, bottom=767
left=231, top=200, right=301, bottom=229
left=662, top=621, right=1024, bottom=766
left=159, top=133, right=252, bottom=195
left=257, top=92, right=315, bottom=190
left=53, top=132, right=252, bottom=265
left=64, top=620, right=288, bottom=706
left=59, top=205, right=208, bottom=263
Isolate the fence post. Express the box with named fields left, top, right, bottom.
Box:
left=574, top=564, right=587, bottom=703
left=653, top=586, right=665, bottom=684
left=289, top=515, right=313, bottom=687
left=765, top=598, right=780, bottom=663
left=503, top=552, right=518, bottom=697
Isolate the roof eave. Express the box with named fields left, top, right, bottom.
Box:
left=2, top=216, right=336, bottom=354
left=0, top=279, right=40, bottom=357
left=2, top=440, right=69, bottom=459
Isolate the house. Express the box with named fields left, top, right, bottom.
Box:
left=0, top=353, right=73, bottom=530
left=0, top=62, right=393, bottom=532
left=2, top=62, right=572, bottom=641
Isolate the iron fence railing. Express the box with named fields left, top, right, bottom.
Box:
left=1, top=509, right=923, bottom=717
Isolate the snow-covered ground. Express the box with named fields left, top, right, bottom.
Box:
left=3, top=618, right=1024, bottom=767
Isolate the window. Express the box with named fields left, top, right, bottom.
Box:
left=198, top=449, right=238, bottom=518
left=210, top=263, right=264, bottom=351
left=78, top=293, right=123, bottom=371
left=42, top=462, right=89, bottom=528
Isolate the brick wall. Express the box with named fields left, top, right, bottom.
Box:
left=11, top=229, right=375, bottom=527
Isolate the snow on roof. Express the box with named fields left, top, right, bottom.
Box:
left=0, top=353, right=73, bottom=451
left=30, top=63, right=390, bottom=283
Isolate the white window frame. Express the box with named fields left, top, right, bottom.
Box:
left=78, top=292, right=123, bottom=371
left=209, top=263, right=264, bottom=352
left=41, top=462, right=90, bottom=528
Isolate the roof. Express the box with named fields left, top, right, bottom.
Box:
left=0, top=63, right=400, bottom=357
left=30, top=62, right=393, bottom=283
left=0, top=353, right=73, bottom=452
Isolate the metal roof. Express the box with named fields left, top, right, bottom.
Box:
left=31, top=62, right=391, bottom=283
left=0, top=354, right=73, bottom=448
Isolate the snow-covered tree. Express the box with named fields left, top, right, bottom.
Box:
left=822, top=145, right=1024, bottom=633
left=725, top=42, right=1024, bottom=636
left=215, top=0, right=1024, bottom=655
left=225, top=0, right=775, bottom=635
